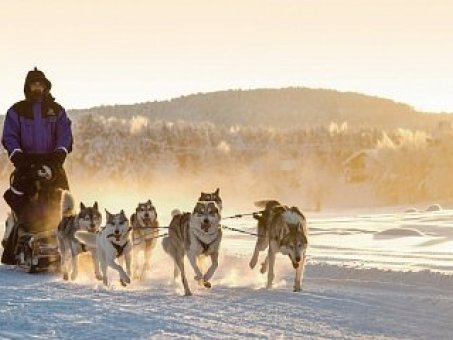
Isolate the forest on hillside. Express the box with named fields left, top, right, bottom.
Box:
left=1, top=113, right=451, bottom=206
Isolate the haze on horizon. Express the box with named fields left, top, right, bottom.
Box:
left=1, top=0, right=452, bottom=113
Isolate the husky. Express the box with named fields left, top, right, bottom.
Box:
left=198, top=188, right=222, bottom=212
left=162, top=201, right=222, bottom=296
left=76, top=210, right=132, bottom=287
left=249, top=200, right=308, bottom=292
left=130, top=200, right=159, bottom=280
left=57, top=192, right=102, bottom=281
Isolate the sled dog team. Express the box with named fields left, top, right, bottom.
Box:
left=56, top=188, right=309, bottom=296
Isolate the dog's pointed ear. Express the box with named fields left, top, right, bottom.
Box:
left=120, top=209, right=125, bottom=217
left=93, top=201, right=98, bottom=210
left=105, top=209, right=111, bottom=218
left=290, top=206, right=304, bottom=219
left=215, top=188, right=220, bottom=195
left=147, top=199, right=152, bottom=205
left=80, top=202, right=86, bottom=210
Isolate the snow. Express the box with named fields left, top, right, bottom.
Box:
left=374, top=227, right=425, bottom=238
left=1, top=207, right=453, bottom=338
left=426, top=204, right=443, bottom=212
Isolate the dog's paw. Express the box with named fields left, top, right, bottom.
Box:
left=203, top=281, right=212, bottom=289
left=71, top=271, right=78, bottom=281
left=184, top=290, right=193, bottom=297
left=194, top=275, right=203, bottom=282
left=293, top=286, right=301, bottom=292
left=122, top=275, right=131, bottom=284
left=266, top=283, right=273, bottom=290
left=249, top=258, right=257, bottom=269
left=103, top=277, right=109, bottom=286
left=63, top=272, right=69, bottom=281
left=95, top=274, right=103, bottom=281
left=260, top=264, right=268, bottom=274
left=120, top=276, right=131, bottom=286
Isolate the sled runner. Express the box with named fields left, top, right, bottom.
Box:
left=14, top=230, right=60, bottom=273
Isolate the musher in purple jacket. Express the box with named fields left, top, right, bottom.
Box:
left=1, top=68, right=73, bottom=264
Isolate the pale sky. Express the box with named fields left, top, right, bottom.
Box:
left=1, top=0, right=452, bottom=112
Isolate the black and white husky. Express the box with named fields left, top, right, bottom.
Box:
left=162, top=201, right=222, bottom=296
left=57, top=192, right=102, bottom=281
left=130, top=200, right=159, bottom=280
left=76, top=210, right=132, bottom=287
left=249, top=200, right=309, bottom=292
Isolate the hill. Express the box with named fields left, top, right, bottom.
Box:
left=69, top=87, right=452, bottom=129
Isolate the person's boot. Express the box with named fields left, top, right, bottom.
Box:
left=1, top=223, right=19, bottom=265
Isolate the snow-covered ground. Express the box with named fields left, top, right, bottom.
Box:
left=1, top=207, right=453, bottom=339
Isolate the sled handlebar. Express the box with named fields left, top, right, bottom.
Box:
left=13, top=152, right=63, bottom=171
left=21, top=152, right=55, bottom=164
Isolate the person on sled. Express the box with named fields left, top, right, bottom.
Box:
left=1, top=67, right=73, bottom=265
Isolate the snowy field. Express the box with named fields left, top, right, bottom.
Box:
left=1, top=207, right=453, bottom=339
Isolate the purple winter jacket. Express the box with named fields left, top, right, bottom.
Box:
left=2, top=99, right=73, bottom=157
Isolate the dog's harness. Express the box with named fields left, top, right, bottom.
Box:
left=195, top=233, right=219, bottom=254
left=110, top=240, right=129, bottom=258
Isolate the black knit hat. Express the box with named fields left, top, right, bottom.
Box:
left=24, top=67, right=52, bottom=93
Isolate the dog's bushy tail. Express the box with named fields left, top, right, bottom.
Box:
left=171, top=209, right=182, bottom=217
left=74, top=231, right=97, bottom=248
left=61, top=190, right=75, bottom=217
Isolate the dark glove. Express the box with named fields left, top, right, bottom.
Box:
left=10, top=152, right=27, bottom=169
left=51, top=149, right=67, bottom=167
